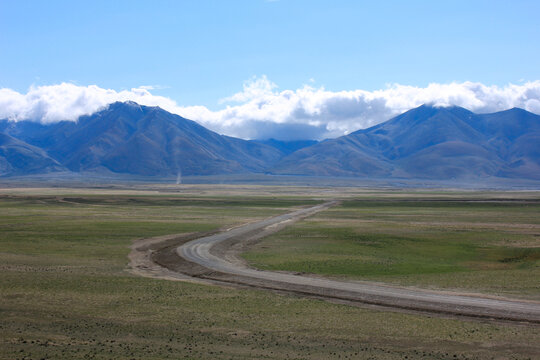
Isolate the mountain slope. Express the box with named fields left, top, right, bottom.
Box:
left=1, top=103, right=539, bottom=180
left=0, top=133, right=65, bottom=176
left=474, top=108, right=540, bottom=179
left=1, top=101, right=283, bottom=176
left=271, top=105, right=540, bottom=180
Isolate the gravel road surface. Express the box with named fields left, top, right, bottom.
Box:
left=175, top=201, right=540, bottom=323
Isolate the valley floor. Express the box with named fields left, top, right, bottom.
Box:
left=1, top=185, right=539, bottom=359
left=244, top=196, right=540, bottom=300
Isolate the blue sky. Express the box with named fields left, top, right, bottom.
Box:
left=1, top=0, right=540, bottom=139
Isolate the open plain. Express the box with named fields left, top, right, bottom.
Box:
left=244, top=197, right=540, bottom=300
left=1, top=185, right=540, bottom=359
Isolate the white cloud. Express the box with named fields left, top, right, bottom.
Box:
left=0, top=83, right=178, bottom=124
left=1, top=78, right=540, bottom=140
left=219, top=75, right=278, bottom=103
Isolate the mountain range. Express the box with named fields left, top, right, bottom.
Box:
left=1, top=101, right=539, bottom=181
left=272, top=105, right=540, bottom=180
left=0, top=101, right=283, bottom=177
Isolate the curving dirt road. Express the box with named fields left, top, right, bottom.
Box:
left=131, top=201, right=540, bottom=324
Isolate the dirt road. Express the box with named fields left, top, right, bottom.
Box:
left=132, top=201, right=540, bottom=323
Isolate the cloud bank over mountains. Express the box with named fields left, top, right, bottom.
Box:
left=1, top=77, right=540, bottom=140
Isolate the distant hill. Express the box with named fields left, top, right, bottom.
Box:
left=0, top=133, right=65, bottom=176
left=270, top=105, right=540, bottom=180
left=1, top=102, right=539, bottom=181
left=254, top=138, right=318, bottom=156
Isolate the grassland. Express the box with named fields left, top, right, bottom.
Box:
left=243, top=198, right=540, bottom=300
left=1, top=186, right=539, bottom=359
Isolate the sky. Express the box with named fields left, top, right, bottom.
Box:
left=1, top=0, right=540, bottom=140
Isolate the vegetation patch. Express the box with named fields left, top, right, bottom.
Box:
left=244, top=198, right=540, bottom=299
left=1, top=190, right=539, bottom=359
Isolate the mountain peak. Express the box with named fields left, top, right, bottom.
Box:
left=105, top=101, right=173, bottom=119
left=107, top=100, right=144, bottom=112
left=416, top=103, right=473, bottom=114
left=373, top=104, right=474, bottom=131
left=502, top=107, right=531, bottom=115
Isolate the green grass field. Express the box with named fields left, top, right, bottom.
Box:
left=243, top=198, right=540, bottom=299
left=1, top=188, right=540, bottom=359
